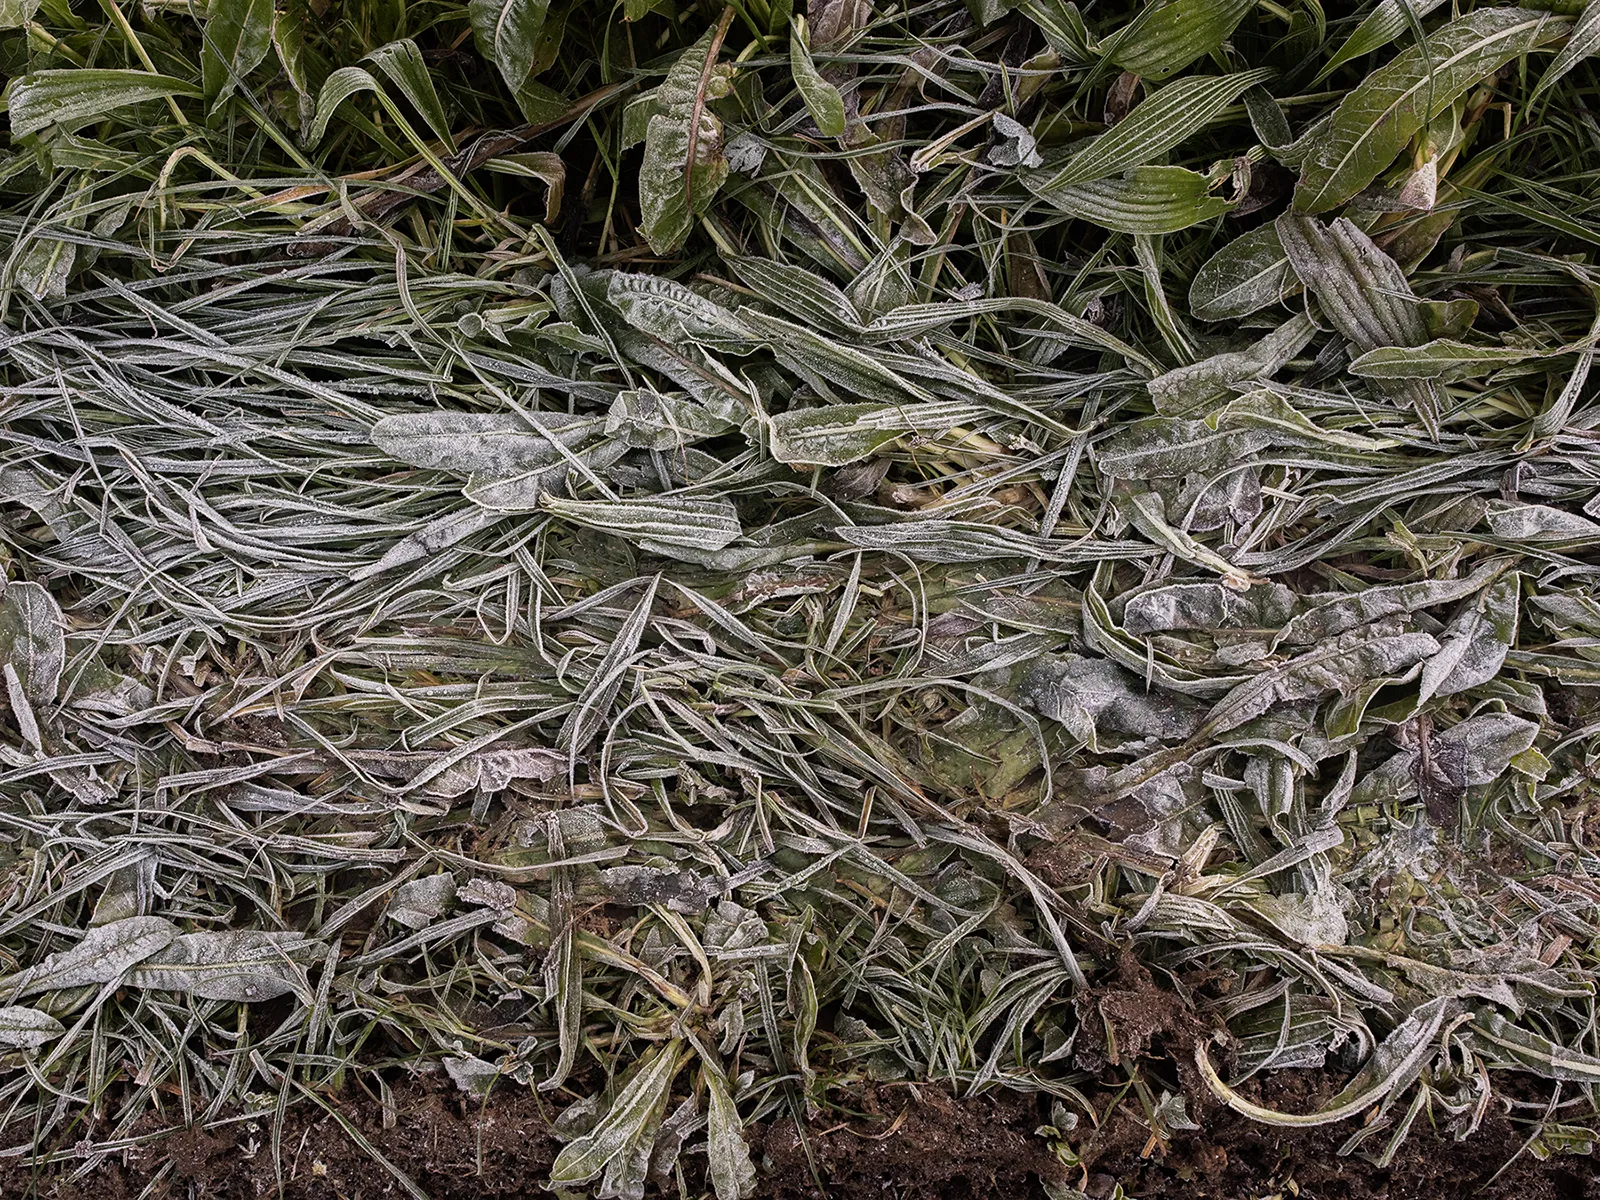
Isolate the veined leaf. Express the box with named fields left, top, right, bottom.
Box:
left=640, top=26, right=737, bottom=255
left=1314, top=0, right=1449, bottom=85
left=549, top=1042, right=684, bottom=1186
left=1017, top=0, right=1095, bottom=61
left=768, top=401, right=991, bottom=467
left=706, top=1069, right=757, bottom=1200
left=1349, top=339, right=1542, bottom=382
left=470, top=0, right=565, bottom=117
left=125, top=932, right=323, bottom=1001
left=9, top=917, right=178, bottom=996
left=201, top=0, right=274, bottom=106
left=541, top=495, right=743, bottom=553
left=1109, top=0, right=1256, bottom=82
left=371, top=412, right=603, bottom=476
left=1024, top=165, right=1233, bottom=233
left=1189, top=223, right=1294, bottom=321
left=8, top=71, right=202, bottom=139
left=1035, top=69, right=1272, bottom=191
left=0, top=580, right=65, bottom=705
left=1419, top=574, right=1519, bottom=703
left=0, top=1006, right=63, bottom=1050
left=1295, top=7, right=1572, bottom=213
left=365, top=40, right=453, bottom=144
left=790, top=17, right=846, bottom=137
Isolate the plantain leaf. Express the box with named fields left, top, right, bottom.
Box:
left=549, top=1042, right=684, bottom=1187
left=1109, top=0, right=1256, bottom=81
left=1348, top=339, right=1542, bottom=382
left=201, top=0, right=274, bottom=106
left=790, top=17, right=846, bottom=137
left=8, top=71, right=202, bottom=139
left=8, top=917, right=178, bottom=996
left=365, top=40, right=453, bottom=144
left=1295, top=7, right=1571, bottom=213
left=1033, top=69, right=1273, bottom=192
left=124, top=932, right=324, bottom=1001
left=1024, top=165, right=1233, bottom=233
left=0, top=1006, right=63, bottom=1050
left=640, top=27, right=736, bottom=255
left=706, top=1069, right=757, bottom=1200
left=540, top=495, right=743, bottom=554
left=1188, top=223, right=1294, bottom=321
left=1314, top=0, right=1449, bottom=85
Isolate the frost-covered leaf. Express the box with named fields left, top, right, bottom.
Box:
left=202, top=0, right=274, bottom=106
left=640, top=27, right=736, bottom=255
left=8, top=71, right=201, bottom=139
left=0, top=581, right=65, bottom=706
left=1108, top=0, right=1255, bottom=82
left=0, top=1006, right=62, bottom=1050
left=1033, top=70, right=1272, bottom=191
left=1295, top=8, right=1571, bottom=213
left=9, top=917, right=178, bottom=996
left=125, top=931, right=323, bottom=1001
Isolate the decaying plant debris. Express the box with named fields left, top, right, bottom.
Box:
left=2, top=0, right=1600, bottom=1195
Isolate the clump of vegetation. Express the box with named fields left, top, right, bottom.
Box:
left=2, top=0, right=1599, bottom=1194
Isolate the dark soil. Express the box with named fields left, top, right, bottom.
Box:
left=1, top=1070, right=1592, bottom=1200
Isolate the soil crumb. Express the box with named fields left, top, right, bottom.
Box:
left=0, top=1072, right=1590, bottom=1199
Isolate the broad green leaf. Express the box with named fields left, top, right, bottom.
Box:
left=1276, top=213, right=1439, bottom=429
left=549, top=1041, right=684, bottom=1186
left=14, top=233, right=75, bottom=301
left=306, top=66, right=381, bottom=146
left=0, top=580, right=65, bottom=705
left=742, top=309, right=934, bottom=405
left=1149, top=319, right=1317, bottom=415
left=1314, top=0, right=1449, bottom=84
left=768, top=400, right=990, bottom=466
left=1295, top=7, right=1572, bottom=213
left=9, top=917, right=178, bottom=996
left=640, top=27, right=737, bottom=255
left=1188, top=223, right=1294, bottom=321
left=1419, top=574, right=1519, bottom=703
left=272, top=0, right=313, bottom=130
left=1034, top=69, right=1272, bottom=191
left=1274, top=559, right=1503, bottom=648
left=1531, top=0, right=1600, bottom=105
left=706, top=1069, right=756, bottom=1200
left=541, top=495, right=743, bottom=554
left=1109, top=0, right=1256, bottom=82
left=606, top=389, right=734, bottom=450
left=371, top=412, right=603, bottom=476
left=1201, top=632, right=1440, bottom=736
left=0, top=0, right=39, bottom=29
left=0, top=1006, right=63, bottom=1050
left=124, top=932, right=323, bottom=1001
left=1098, top=417, right=1271, bottom=479
left=1348, top=339, right=1542, bottom=382
left=606, top=271, right=757, bottom=351
left=7, top=71, right=202, bottom=139
left=790, top=17, right=846, bottom=137
left=201, top=0, right=274, bottom=106
left=366, top=40, right=453, bottom=144
left=470, top=0, right=565, bottom=117
left=1017, top=0, right=1096, bottom=60
left=1024, top=164, right=1233, bottom=233
left=1216, top=390, right=1398, bottom=452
